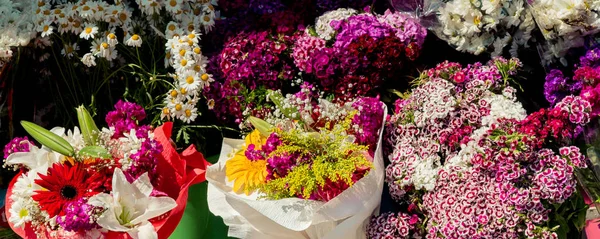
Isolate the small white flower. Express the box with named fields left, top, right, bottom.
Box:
left=88, top=168, right=177, bottom=239
left=125, top=34, right=142, bottom=47
left=61, top=43, right=79, bottom=58
left=39, top=20, right=54, bottom=37
left=8, top=198, right=32, bottom=228
left=79, top=24, right=98, bottom=40
left=82, top=53, right=96, bottom=67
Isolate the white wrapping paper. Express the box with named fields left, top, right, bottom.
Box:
left=207, top=113, right=386, bottom=239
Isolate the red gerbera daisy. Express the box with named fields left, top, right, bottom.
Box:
left=32, top=162, right=103, bottom=218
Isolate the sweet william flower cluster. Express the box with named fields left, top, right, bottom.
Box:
left=369, top=59, right=592, bottom=238
left=385, top=58, right=526, bottom=198
left=295, top=8, right=427, bottom=100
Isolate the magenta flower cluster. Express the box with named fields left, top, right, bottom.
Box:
left=350, top=97, right=384, bottom=155
left=105, top=101, right=162, bottom=184
left=56, top=198, right=98, bottom=232
left=3, top=136, right=33, bottom=159
left=293, top=10, right=426, bottom=100
left=204, top=31, right=298, bottom=124
left=105, top=100, right=146, bottom=138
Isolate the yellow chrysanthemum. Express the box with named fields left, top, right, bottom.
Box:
left=225, top=129, right=269, bottom=195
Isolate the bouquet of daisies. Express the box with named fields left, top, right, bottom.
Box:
left=3, top=101, right=208, bottom=238
left=206, top=84, right=386, bottom=239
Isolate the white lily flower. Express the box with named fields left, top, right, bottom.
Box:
left=88, top=168, right=177, bottom=239
left=5, top=145, right=61, bottom=173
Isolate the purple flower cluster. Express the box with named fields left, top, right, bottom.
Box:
left=350, top=97, right=384, bottom=155
left=56, top=198, right=97, bottom=232
left=367, top=212, right=419, bottom=239
left=3, top=136, right=33, bottom=159
left=545, top=46, right=600, bottom=116
left=105, top=100, right=146, bottom=138
left=331, top=14, right=394, bottom=48
left=544, top=69, right=582, bottom=106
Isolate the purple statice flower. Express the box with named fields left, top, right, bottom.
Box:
left=544, top=69, right=582, bottom=106
left=56, top=198, right=97, bottom=232
left=378, top=9, right=428, bottom=47
left=332, top=14, right=394, bottom=48
left=351, top=97, right=384, bottom=154
left=3, top=136, right=33, bottom=158
left=105, top=100, right=147, bottom=138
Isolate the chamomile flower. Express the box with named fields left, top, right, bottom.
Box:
left=79, top=2, right=95, bottom=18
left=82, top=53, right=96, bottom=67
left=165, top=0, right=182, bottom=13
left=79, top=24, right=98, bottom=40
left=125, top=34, right=142, bottom=47
left=106, top=32, right=118, bottom=46
left=201, top=13, right=215, bottom=32
left=207, top=99, right=215, bottom=110
left=180, top=104, right=198, bottom=123
left=39, top=20, right=54, bottom=37
left=61, top=43, right=79, bottom=58
left=179, top=70, right=200, bottom=92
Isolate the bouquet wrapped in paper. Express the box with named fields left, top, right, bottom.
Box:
left=207, top=84, right=386, bottom=238
left=3, top=101, right=208, bottom=239
left=389, top=0, right=535, bottom=56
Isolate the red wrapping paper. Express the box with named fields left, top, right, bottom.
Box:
left=5, top=122, right=208, bottom=238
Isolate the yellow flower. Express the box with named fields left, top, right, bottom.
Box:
left=244, top=129, right=267, bottom=150
left=225, top=129, right=268, bottom=195
left=226, top=154, right=267, bottom=195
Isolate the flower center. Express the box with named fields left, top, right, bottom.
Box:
left=60, top=185, right=78, bottom=199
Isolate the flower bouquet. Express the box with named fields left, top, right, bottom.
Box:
left=3, top=101, right=208, bottom=238
left=206, top=85, right=386, bottom=238
left=295, top=8, right=426, bottom=100
left=389, top=0, right=535, bottom=56
left=369, top=58, right=591, bottom=238
left=528, top=0, right=600, bottom=64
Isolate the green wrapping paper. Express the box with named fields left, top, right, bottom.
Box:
left=170, top=155, right=233, bottom=239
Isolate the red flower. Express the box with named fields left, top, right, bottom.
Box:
left=32, top=162, right=104, bottom=218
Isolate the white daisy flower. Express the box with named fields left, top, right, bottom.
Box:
left=125, top=34, right=142, bottom=47
left=8, top=198, right=32, bottom=228
left=79, top=24, right=98, bottom=40
left=61, top=43, right=79, bottom=58
left=39, top=20, right=54, bottom=37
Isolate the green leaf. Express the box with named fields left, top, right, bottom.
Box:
left=248, top=116, right=273, bottom=137
left=78, top=146, right=112, bottom=159
left=21, top=121, right=74, bottom=156
left=76, top=105, right=100, bottom=146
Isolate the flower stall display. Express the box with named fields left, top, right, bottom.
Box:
left=295, top=8, right=426, bottom=100
left=369, top=58, right=591, bottom=238
left=3, top=101, right=208, bottom=238
left=390, top=0, right=535, bottom=56
left=206, top=85, right=387, bottom=238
